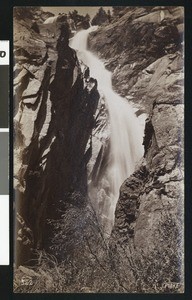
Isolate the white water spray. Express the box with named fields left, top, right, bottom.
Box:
left=71, top=27, right=144, bottom=234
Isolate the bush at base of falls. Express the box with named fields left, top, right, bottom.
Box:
left=110, top=213, right=184, bottom=293
left=14, top=213, right=183, bottom=293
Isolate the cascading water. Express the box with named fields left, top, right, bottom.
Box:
left=71, top=27, right=144, bottom=235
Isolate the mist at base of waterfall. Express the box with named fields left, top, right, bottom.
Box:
left=70, top=27, right=144, bottom=236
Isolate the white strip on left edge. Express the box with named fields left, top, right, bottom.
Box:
left=0, top=195, right=9, bottom=265
left=0, top=40, right=9, bottom=65
left=0, top=40, right=9, bottom=265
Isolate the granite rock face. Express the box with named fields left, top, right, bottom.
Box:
left=112, top=96, right=184, bottom=250
left=14, top=6, right=184, bottom=293
left=88, top=6, right=184, bottom=112
left=14, top=15, right=100, bottom=266
left=89, top=6, right=184, bottom=291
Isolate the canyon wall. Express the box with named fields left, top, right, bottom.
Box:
left=89, top=6, right=184, bottom=292
left=14, top=13, right=100, bottom=266
left=14, top=6, right=184, bottom=293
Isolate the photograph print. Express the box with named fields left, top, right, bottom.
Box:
left=13, top=5, right=184, bottom=293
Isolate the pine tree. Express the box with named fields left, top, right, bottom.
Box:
left=91, top=7, right=108, bottom=26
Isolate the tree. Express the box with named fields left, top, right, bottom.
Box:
left=68, top=10, right=90, bottom=29
left=85, top=13, right=91, bottom=22
left=112, top=6, right=131, bottom=18
left=91, top=7, right=108, bottom=26
left=69, top=10, right=79, bottom=25
left=13, top=7, right=41, bottom=20
left=107, top=10, right=112, bottom=23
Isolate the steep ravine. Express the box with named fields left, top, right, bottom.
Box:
left=14, top=6, right=184, bottom=293
left=14, top=21, right=101, bottom=266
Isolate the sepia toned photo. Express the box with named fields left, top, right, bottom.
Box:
left=13, top=6, right=184, bottom=293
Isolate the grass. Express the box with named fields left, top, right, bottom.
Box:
left=14, top=207, right=184, bottom=293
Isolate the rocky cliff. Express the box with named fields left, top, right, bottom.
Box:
left=14, top=10, right=100, bottom=266
left=89, top=6, right=184, bottom=292
left=89, top=6, right=183, bottom=111
left=14, top=6, right=184, bottom=293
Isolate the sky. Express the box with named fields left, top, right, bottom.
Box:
left=42, top=6, right=112, bottom=20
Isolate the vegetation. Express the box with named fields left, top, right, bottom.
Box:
left=113, top=213, right=184, bottom=293
left=14, top=210, right=183, bottom=293
left=112, top=6, right=127, bottom=17
left=13, top=7, right=41, bottom=20
left=68, top=10, right=90, bottom=29
left=13, top=5, right=184, bottom=294
left=91, top=7, right=109, bottom=26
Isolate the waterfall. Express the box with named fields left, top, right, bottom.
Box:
left=70, top=27, right=144, bottom=235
